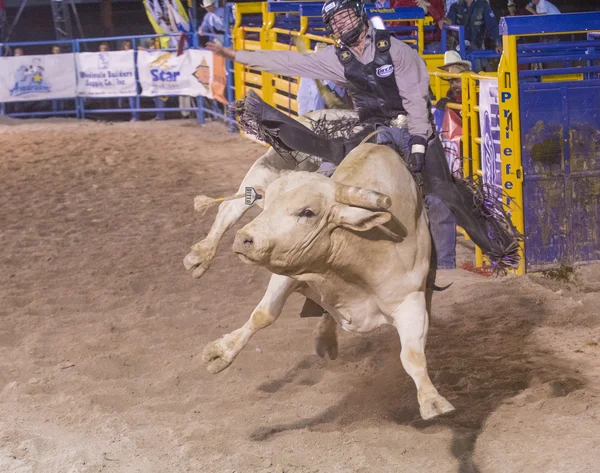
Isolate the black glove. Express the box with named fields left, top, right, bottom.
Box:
left=408, top=135, right=428, bottom=173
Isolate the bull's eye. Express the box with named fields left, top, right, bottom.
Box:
left=297, top=208, right=315, bottom=218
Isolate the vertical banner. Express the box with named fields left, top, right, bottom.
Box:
left=0, top=54, right=77, bottom=102
left=479, top=79, right=503, bottom=200
left=76, top=50, right=137, bottom=97
left=211, top=53, right=228, bottom=104
left=137, top=49, right=214, bottom=98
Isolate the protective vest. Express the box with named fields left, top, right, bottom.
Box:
left=335, top=29, right=406, bottom=125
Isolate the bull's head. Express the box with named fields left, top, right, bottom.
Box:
left=233, top=172, right=392, bottom=274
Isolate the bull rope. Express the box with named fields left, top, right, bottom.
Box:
left=193, top=167, right=338, bottom=215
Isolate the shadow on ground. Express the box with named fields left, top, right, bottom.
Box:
left=249, top=286, right=585, bottom=473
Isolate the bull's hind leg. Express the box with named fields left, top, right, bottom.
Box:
left=315, top=312, right=338, bottom=360
left=202, top=274, right=300, bottom=373
left=392, top=291, right=455, bottom=420
left=184, top=149, right=291, bottom=279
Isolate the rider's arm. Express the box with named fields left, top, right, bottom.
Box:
left=234, top=46, right=346, bottom=82
left=390, top=40, right=432, bottom=139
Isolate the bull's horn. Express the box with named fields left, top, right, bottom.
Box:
left=334, top=184, right=392, bottom=210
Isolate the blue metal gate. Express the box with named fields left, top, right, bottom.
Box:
left=520, top=80, right=600, bottom=269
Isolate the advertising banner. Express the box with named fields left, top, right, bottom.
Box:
left=137, top=49, right=214, bottom=98
left=76, top=50, right=137, bottom=97
left=479, top=79, right=503, bottom=199
left=0, top=53, right=76, bottom=102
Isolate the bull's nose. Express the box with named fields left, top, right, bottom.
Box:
left=233, top=231, right=254, bottom=254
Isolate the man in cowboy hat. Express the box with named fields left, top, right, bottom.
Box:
left=198, top=0, right=224, bottom=38
left=435, top=50, right=471, bottom=117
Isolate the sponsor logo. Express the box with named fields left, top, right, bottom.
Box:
left=324, top=2, right=336, bottom=13
left=10, top=58, right=51, bottom=97
left=98, top=52, right=109, bottom=70
left=376, top=64, right=394, bottom=78
left=192, top=58, right=210, bottom=88
left=376, top=39, right=390, bottom=49
left=150, top=53, right=181, bottom=82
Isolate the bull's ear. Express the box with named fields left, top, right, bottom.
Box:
left=332, top=205, right=392, bottom=232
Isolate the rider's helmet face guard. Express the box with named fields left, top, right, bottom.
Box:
left=322, top=0, right=368, bottom=47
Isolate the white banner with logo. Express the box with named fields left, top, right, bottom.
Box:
left=76, top=50, right=137, bottom=97
left=479, top=79, right=503, bottom=200
left=0, top=53, right=77, bottom=102
left=137, top=49, right=213, bottom=98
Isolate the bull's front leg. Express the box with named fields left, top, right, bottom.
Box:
left=392, top=291, right=455, bottom=420
left=184, top=197, right=253, bottom=279
left=203, top=274, right=301, bottom=373
left=184, top=149, right=289, bottom=279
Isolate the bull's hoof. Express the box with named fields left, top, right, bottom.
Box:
left=315, top=334, right=338, bottom=360
left=202, top=339, right=235, bottom=374
left=184, top=241, right=216, bottom=279
left=419, top=394, right=455, bottom=420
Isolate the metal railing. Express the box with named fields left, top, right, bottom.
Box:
left=1, top=27, right=233, bottom=125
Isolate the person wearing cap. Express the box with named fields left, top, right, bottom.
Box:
left=507, top=0, right=517, bottom=16
left=198, top=0, right=225, bottom=39
left=207, top=0, right=520, bottom=271
left=446, top=0, right=501, bottom=71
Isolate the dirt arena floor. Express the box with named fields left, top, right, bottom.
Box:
left=1, top=118, right=600, bottom=473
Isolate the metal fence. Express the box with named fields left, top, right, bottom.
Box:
left=0, top=7, right=236, bottom=125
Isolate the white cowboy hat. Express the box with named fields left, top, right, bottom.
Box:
left=202, top=0, right=215, bottom=7
left=438, top=50, right=472, bottom=73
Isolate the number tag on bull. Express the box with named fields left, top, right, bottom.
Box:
left=245, top=187, right=262, bottom=205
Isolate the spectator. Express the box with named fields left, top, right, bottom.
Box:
left=51, top=45, right=65, bottom=115
left=298, top=78, right=350, bottom=115
left=435, top=50, right=471, bottom=119
left=12, top=48, right=25, bottom=114
left=297, top=43, right=352, bottom=115
left=445, top=0, right=458, bottom=12
left=434, top=50, right=471, bottom=177
left=373, top=0, right=389, bottom=7
left=144, top=39, right=166, bottom=121
left=99, top=42, right=110, bottom=52
left=446, top=0, right=501, bottom=72
left=525, top=0, right=561, bottom=15
left=392, top=0, right=447, bottom=29
left=198, top=0, right=225, bottom=42
left=118, top=40, right=139, bottom=122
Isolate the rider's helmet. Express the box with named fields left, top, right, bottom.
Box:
left=322, top=0, right=369, bottom=47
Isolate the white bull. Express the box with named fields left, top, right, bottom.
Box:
left=183, top=109, right=360, bottom=279
left=202, top=143, right=455, bottom=420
